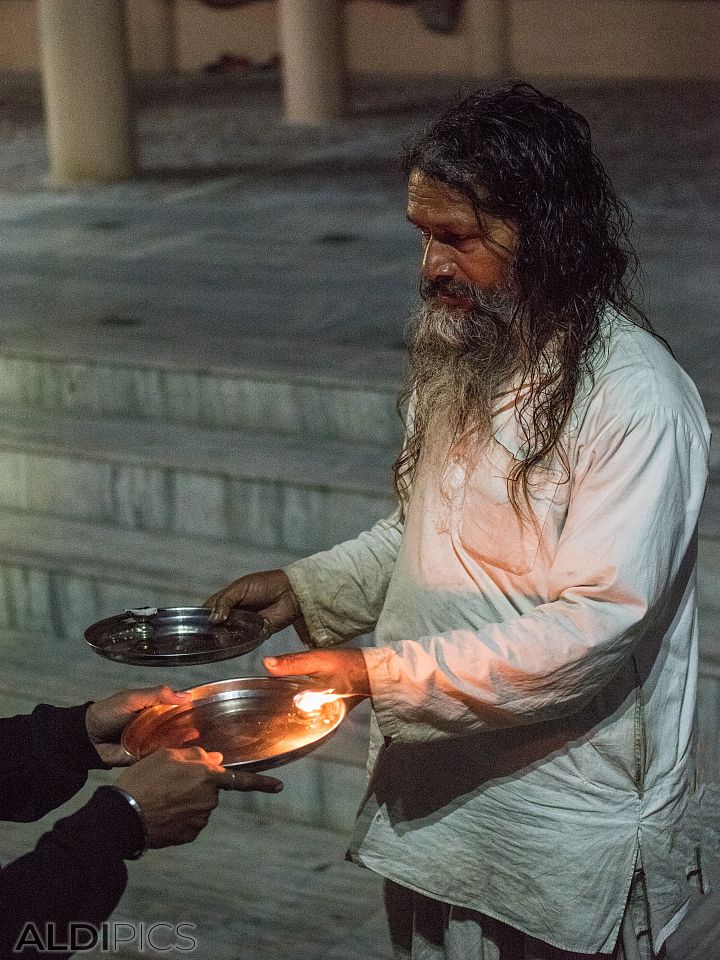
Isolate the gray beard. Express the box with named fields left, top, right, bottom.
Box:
left=407, top=286, right=521, bottom=448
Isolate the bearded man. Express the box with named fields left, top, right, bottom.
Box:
left=207, top=84, right=710, bottom=959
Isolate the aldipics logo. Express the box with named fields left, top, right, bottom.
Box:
left=14, top=922, right=198, bottom=953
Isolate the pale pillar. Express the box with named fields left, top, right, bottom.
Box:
left=156, top=0, right=178, bottom=74
left=277, top=0, right=346, bottom=124
left=125, top=0, right=177, bottom=74
left=37, top=0, right=136, bottom=184
left=464, top=0, right=512, bottom=79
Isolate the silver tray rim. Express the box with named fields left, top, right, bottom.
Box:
left=121, top=676, right=348, bottom=772
left=84, top=606, right=271, bottom=666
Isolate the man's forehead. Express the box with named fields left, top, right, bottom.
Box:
left=406, top=170, right=480, bottom=225
left=407, top=169, right=473, bottom=203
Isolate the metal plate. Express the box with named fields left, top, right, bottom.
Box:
left=84, top=607, right=271, bottom=666
left=121, top=677, right=347, bottom=771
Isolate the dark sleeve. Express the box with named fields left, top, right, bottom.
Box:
left=0, top=703, right=107, bottom=822
left=0, top=787, right=144, bottom=960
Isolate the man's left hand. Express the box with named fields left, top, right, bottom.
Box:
left=85, top=686, right=191, bottom=767
left=263, top=649, right=371, bottom=698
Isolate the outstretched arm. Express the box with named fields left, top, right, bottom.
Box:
left=0, top=786, right=142, bottom=959
left=0, top=704, right=106, bottom=823
left=0, top=685, right=283, bottom=957
left=206, top=511, right=404, bottom=648
left=0, top=746, right=282, bottom=959
left=0, top=686, right=191, bottom=822
left=268, top=406, right=709, bottom=742
left=284, top=511, right=404, bottom=647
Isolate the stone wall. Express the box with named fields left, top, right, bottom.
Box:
left=0, top=0, right=718, bottom=79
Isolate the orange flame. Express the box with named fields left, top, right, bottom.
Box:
left=293, top=689, right=342, bottom=714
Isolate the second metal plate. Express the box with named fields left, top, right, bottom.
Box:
left=84, top=607, right=271, bottom=666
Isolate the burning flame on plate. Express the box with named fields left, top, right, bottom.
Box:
left=293, top=689, right=346, bottom=715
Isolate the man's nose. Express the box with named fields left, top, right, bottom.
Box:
left=421, top=237, right=456, bottom=280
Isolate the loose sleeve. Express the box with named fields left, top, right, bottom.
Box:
left=284, top=511, right=404, bottom=647
left=0, top=704, right=107, bottom=823
left=364, top=406, right=709, bottom=742
left=0, top=788, right=143, bottom=959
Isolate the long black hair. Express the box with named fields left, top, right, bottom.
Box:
left=395, top=82, right=656, bottom=514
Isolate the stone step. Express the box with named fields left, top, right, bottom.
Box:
left=0, top=402, right=713, bottom=556
left=700, top=481, right=720, bottom=543
left=697, top=534, right=720, bottom=671
left=0, top=502, right=717, bottom=672
left=0, top=333, right=405, bottom=448
left=0, top=498, right=716, bottom=639
left=1, top=339, right=713, bottom=476
left=0, top=347, right=714, bottom=476
left=0, top=504, right=368, bottom=738
left=0, top=506, right=296, bottom=629
left=0, top=341, right=714, bottom=484
left=0, top=403, right=396, bottom=555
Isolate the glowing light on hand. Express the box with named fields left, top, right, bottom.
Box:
left=293, top=689, right=342, bottom=714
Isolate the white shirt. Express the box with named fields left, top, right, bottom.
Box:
left=285, top=315, right=711, bottom=954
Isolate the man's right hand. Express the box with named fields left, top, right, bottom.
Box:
left=114, top=747, right=282, bottom=848
left=204, top=569, right=311, bottom=643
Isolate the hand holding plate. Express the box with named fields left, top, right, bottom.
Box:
left=263, top=648, right=371, bottom=699
left=86, top=685, right=191, bottom=766
left=205, top=568, right=311, bottom=643
left=114, top=747, right=282, bottom=849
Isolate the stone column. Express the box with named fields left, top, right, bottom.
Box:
left=277, top=0, right=346, bottom=124
left=37, top=0, right=136, bottom=184
left=464, top=0, right=512, bottom=79
left=153, top=0, right=178, bottom=74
